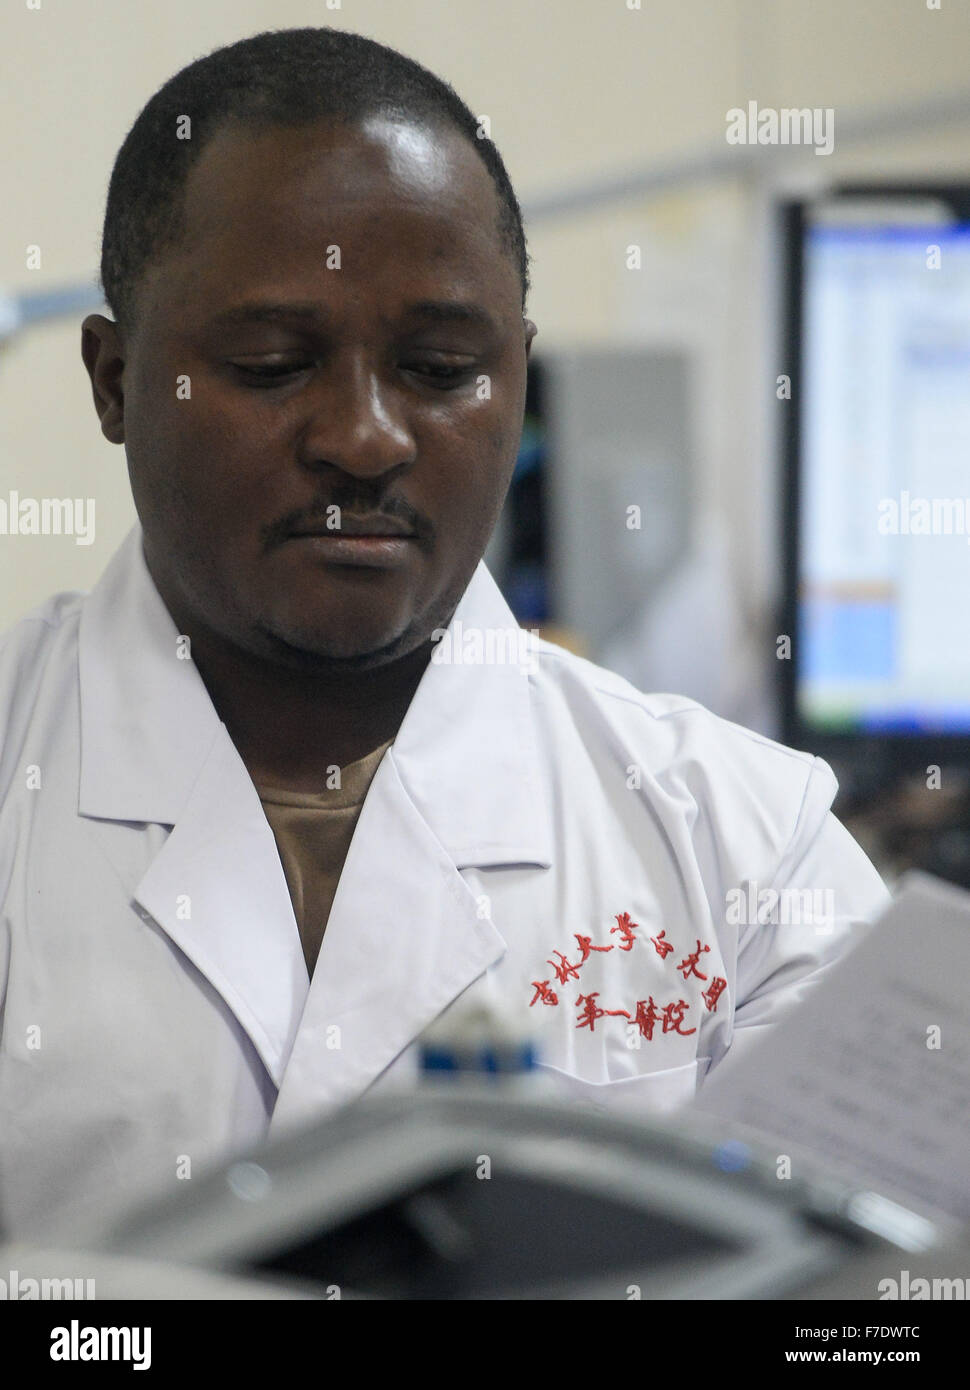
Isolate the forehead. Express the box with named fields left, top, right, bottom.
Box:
left=146, top=115, right=517, bottom=322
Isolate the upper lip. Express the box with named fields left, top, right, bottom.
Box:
left=288, top=514, right=416, bottom=539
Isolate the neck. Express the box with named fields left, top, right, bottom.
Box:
left=196, top=636, right=435, bottom=789
left=157, top=588, right=436, bottom=788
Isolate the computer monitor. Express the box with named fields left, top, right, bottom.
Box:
left=781, top=186, right=970, bottom=774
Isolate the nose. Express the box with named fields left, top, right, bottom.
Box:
left=296, top=347, right=416, bottom=480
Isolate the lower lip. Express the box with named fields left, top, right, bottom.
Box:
left=284, top=534, right=416, bottom=568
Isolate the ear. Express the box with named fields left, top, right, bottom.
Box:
left=80, top=314, right=126, bottom=445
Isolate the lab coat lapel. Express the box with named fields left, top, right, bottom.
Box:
left=132, top=725, right=309, bottom=1089
left=271, top=562, right=555, bottom=1132
left=78, top=528, right=308, bottom=1088
left=269, top=751, right=508, bottom=1132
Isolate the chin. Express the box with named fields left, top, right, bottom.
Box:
left=257, top=613, right=421, bottom=669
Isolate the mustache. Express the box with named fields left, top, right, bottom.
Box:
left=262, top=490, right=434, bottom=551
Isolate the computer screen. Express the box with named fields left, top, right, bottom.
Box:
left=785, top=190, right=970, bottom=748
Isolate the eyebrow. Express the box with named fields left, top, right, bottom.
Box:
left=206, top=299, right=499, bottom=334
left=205, top=303, right=327, bottom=331
left=401, top=300, right=499, bottom=335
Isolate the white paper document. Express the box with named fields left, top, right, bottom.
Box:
left=695, top=872, right=970, bottom=1226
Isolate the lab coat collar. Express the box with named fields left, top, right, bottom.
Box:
left=388, top=574, right=553, bottom=871
left=78, top=525, right=553, bottom=868
left=78, top=527, right=222, bottom=824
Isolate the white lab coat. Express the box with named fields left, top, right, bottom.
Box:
left=0, top=527, right=889, bottom=1239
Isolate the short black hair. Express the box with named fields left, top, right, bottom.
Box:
left=99, top=26, right=531, bottom=331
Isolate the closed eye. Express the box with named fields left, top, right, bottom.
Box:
left=228, top=360, right=477, bottom=390
left=228, top=362, right=313, bottom=386
left=401, top=362, right=475, bottom=387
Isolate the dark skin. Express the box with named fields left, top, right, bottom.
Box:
left=81, top=115, right=537, bottom=788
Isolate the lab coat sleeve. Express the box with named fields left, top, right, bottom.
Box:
left=0, top=910, right=7, bottom=1020
left=0, top=596, right=84, bottom=1023
left=721, top=755, right=891, bottom=1073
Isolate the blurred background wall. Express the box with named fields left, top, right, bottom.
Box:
left=2, top=0, right=969, bottom=753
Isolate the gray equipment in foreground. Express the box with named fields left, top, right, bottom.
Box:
left=48, top=1085, right=940, bottom=1300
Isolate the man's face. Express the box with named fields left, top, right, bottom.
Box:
left=92, top=115, right=535, bottom=667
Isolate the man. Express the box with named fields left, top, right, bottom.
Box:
left=0, top=27, right=888, bottom=1240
